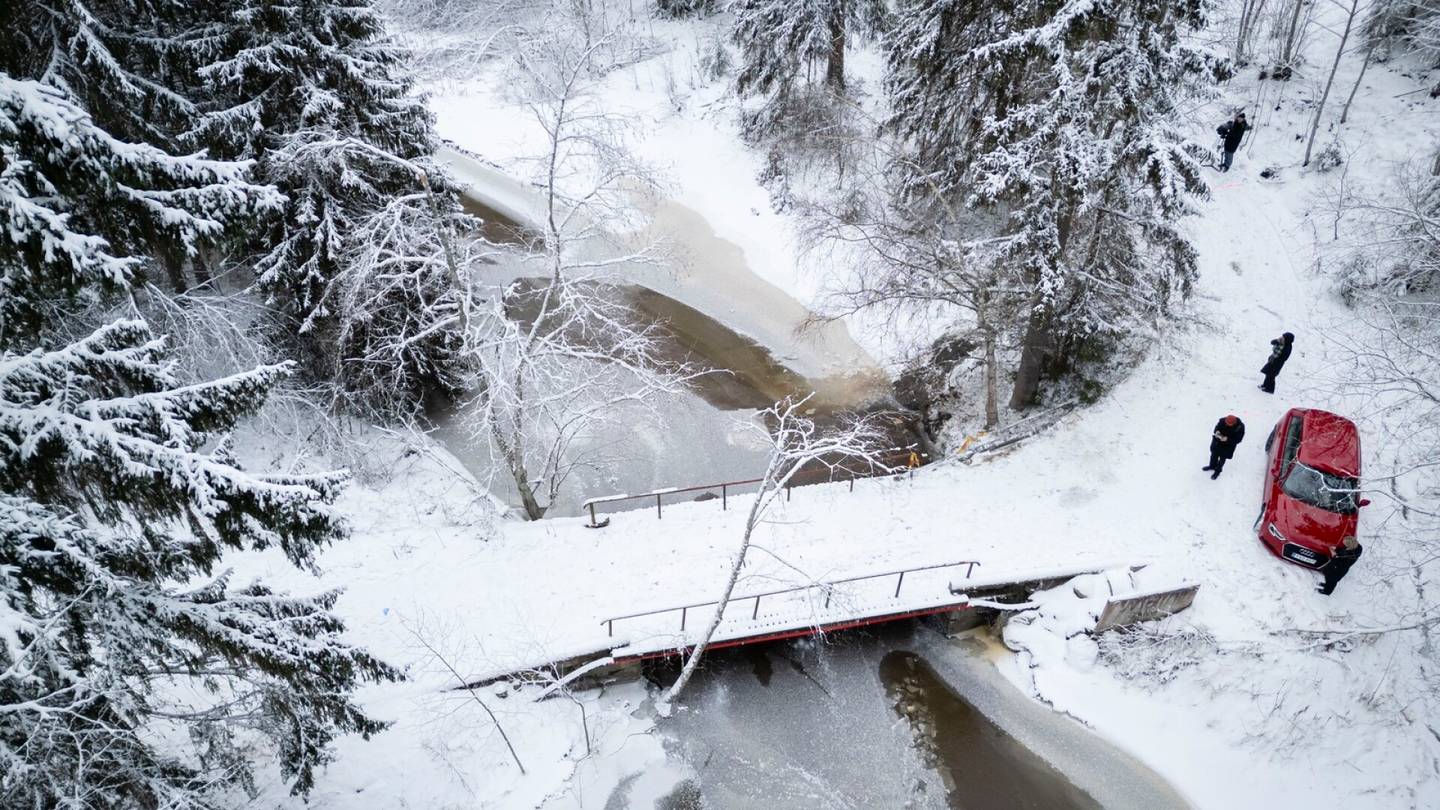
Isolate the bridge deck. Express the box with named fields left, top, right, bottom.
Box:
left=606, top=561, right=1117, bottom=663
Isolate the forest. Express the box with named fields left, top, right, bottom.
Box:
left=3, top=0, right=1440, bottom=807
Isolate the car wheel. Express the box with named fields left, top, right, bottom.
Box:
left=1253, top=503, right=1266, bottom=530
left=1265, top=427, right=1276, bottom=452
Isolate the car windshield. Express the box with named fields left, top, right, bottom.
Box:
left=1283, top=463, right=1360, bottom=514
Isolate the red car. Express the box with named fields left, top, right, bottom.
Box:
left=1257, top=408, right=1369, bottom=569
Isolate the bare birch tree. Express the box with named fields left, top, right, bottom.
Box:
left=1275, top=0, right=1313, bottom=77
left=1236, top=0, right=1272, bottom=64
left=1305, top=0, right=1369, bottom=166
left=1324, top=157, right=1440, bottom=296
left=458, top=21, right=704, bottom=519
left=1341, top=0, right=1395, bottom=124
left=797, top=104, right=1020, bottom=431
left=658, top=396, right=890, bottom=712
left=1315, top=152, right=1440, bottom=693
left=463, top=276, right=703, bottom=518
left=802, top=186, right=1018, bottom=430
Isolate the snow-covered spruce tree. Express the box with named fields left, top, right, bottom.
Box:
left=656, top=0, right=718, bottom=18
left=0, top=0, right=202, bottom=149
left=733, top=0, right=888, bottom=96
left=190, top=0, right=461, bottom=415
left=191, top=0, right=432, bottom=165
left=731, top=0, right=888, bottom=148
left=0, top=75, right=279, bottom=344
left=885, top=0, right=1226, bottom=409
left=253, top=134, right=474, bottom=414
left=0, top=320, right=399, bottom=807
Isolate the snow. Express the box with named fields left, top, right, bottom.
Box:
left=609, top=560, right=1115, bottom=661
left=426, top=22, right=889, bottom=385
left=227, top=5, right=1440, bottom=809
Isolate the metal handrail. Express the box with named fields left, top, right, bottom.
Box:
left=582, top=447, right=927, bottom=527
left=600, top=558, right=980, bottom=637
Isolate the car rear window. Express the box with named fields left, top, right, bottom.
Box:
left=1283, top=463, right=1360, bottom=514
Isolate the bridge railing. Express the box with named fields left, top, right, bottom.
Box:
left=581, top=447, right=927, bottom=527
left=600, top=558, right=980, bottom=638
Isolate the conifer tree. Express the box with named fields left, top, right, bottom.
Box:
left=731, top=0, right=889, bottom=138
left=192, top=0, right=433, bottom=164
left=0, top=320, right=399, bottom=807
left=886, top=0, right=1227, bottom=408
left=4, top=7, right=400, bottom=800
left=0, top=74, right=279, bottom=346
left=655, top=0, right=718, bottom=17
left=188, top=0, right=464, bottom=414
left=1, top=0, right=202, bottom=147
left=733, top=0, right=888, bottom=95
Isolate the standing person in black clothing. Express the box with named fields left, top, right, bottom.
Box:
left=1202, top=415, right=1245, bottom=479
left=1319, top=536, right=1363, bottom=595
left=1260, top=332, right=1294, bottom=393
left=1216, top=112, right=1249, bottom=172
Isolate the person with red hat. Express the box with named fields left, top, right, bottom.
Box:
left=1203, top=415, right=1245, bottom=479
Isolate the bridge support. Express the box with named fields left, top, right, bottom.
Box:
left=930, top=608, right=988, bottom=637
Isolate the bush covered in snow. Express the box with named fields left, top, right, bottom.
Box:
left=1314, top=141, right=1345, bottom=172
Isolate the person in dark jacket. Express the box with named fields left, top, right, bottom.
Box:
left=1216, top=112, right=1249, bottom=172
left=1259, top=332, right=1294, bottom=393
left=1318, top=536, right=1363, bottom=595
left=1203, top=415, right=1245, bottom=479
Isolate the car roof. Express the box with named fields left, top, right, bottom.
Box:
left=1295, top=409, right=1361, bottom=477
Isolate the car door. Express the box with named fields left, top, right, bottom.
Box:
left=1261, top=412, right=1300, bottom=526
left=1274, top=414, right=1304, bottom=511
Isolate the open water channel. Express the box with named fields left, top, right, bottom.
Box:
left=613, top=624, right=1190, bottom=810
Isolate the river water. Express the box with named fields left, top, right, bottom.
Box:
left=613, top=624, right=1190, bottom=810
left=441, top=157, right=902, bottom=517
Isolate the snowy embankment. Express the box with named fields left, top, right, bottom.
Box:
left=427, top=33, right=888, bottom=391
left=238, top=14, right=1438, bottom=810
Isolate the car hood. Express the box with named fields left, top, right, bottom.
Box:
left=1273, top=494, right=1355, bottom=551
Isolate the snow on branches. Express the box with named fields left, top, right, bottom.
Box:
left=732, top=0, right=889, bottom=98
left=659, top=396, right=893, bottom=710
left=0, top=76, right=279, bottom=343
left=885, top=0, right=1228, bottom=408
left=192, top=0, right=433, bottom=163
left=184, top=0, right=449, bottom=417
left=251, top=133, right=476, bottom=415
left=0, top=320, right=397, bottom=807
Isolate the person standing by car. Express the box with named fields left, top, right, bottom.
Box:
left=1319, top=536, right=1363, bottom=595
left=1216, top=112, right=1249, bottom=172
left=1203, top=415, right=1245, bottom=479
left=1260, top=332, right=1294, bottom=393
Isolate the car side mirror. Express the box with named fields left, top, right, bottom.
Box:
left=1358, top=499, right=1371, bottom=507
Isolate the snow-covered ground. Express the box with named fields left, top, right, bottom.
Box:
left=233, top=8, right=1440, bottom=809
